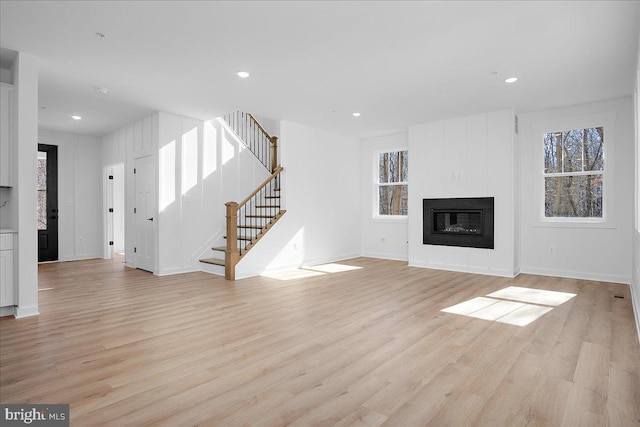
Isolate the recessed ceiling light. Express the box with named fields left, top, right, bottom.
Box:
left=504, top=77, right=518, bottom=83
left=352, top=112, right=361, bottom=117
left=94, top=86, right=108, bottom=94
left=236, top=71, right=250, bottom=78
left=71, top=115, right=82, bottom=120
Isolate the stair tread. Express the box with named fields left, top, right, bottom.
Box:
left=211, top=246, right=225, bottom=251
left=255, top=205, right=280, bottom=208
left=238, top=225, right=263, bottom=229
left=200, top=258, right=225, bottom=266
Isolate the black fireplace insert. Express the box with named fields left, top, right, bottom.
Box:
left=423, top=197, right=494, bottom=249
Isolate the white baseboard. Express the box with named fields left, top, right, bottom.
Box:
left=157, top=267, right=197, bottom=276
left=408, top=260, right=518, bottom=278
left=15, top=305, right=39, bottom=318
left=60, top=254, right=102, bottom=262
left=519, top=267, right=630, bottom=284
left=300, top=252, right=363, bottom=269
left=629, top=281, right=640, bottom=345
left=0, top=306, right=16, bottom=317
left=361, top=251, right=408, bottom=262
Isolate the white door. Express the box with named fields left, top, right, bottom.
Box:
left=135, top=156, right=155, bottom=272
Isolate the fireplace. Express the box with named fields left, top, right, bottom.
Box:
left=423, top=197, right=494, bottom=249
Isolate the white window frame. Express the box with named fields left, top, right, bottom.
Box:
left=535, top=112, right=615, bottom=228
left=373, top=148, right=408, bottom=221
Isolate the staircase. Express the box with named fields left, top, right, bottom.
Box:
left=200, top=112, right=286, bottom=280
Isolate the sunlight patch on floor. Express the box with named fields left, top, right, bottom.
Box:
left=442, top=286, right=576, bottom=326
left=261, top=263, right=363, bottom=281
left=486, top=286, right=575, bottom=306
left=305, top=263, right=363, bottom=273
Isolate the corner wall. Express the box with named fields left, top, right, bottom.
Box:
left=408, top=109, right=518, bottom=277
left=632, top=35, right=640, bottom=341
left=14, top=52, right=38, bottom=318
left=235, top=121, right=362, bottom=277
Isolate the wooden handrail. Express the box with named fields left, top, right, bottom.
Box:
left=247, top=113, right=272, bottom=140
left=224, top=111, right=279, bottom=173
left=247, top=113, right=278, bottom=173
left=237, top=166, right=283, bottom=209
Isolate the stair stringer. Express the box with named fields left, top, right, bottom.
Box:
left=193, top=116, right=273, bottom=277
left=192, top=230, right=225, bottom=275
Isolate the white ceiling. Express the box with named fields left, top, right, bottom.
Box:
left=0, top=1, right=638, bottom=139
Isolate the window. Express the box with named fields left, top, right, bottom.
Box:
left=37, top=151, right=47, bottom=230
left=376, top=150, right=408, bottom=216
left=543, top=127, right=604, bottom=218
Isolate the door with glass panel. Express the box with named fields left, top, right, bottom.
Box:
left=37, top=144, right=58, bottom=262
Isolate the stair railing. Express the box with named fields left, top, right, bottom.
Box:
left=225, top=166, right=284, bottom=280
left=223, top=111, right=279, bottom=172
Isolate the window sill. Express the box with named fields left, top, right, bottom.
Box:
left=372, top=215, right=408, bottom=224
left=534, top=217, right=616, bottom=229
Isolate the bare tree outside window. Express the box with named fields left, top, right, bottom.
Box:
left=543, top=127, right=603, bottom=217
left=377, top=150, right=408, bottom=216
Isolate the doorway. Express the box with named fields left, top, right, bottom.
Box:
left=37, top=144, right=58, bottom=262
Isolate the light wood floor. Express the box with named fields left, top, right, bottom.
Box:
left=1, top=256, right=639, bottom=426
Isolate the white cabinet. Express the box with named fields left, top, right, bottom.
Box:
left=0, top=233, right=15, bottom=307
left=0, top=83, right=14, bottom=187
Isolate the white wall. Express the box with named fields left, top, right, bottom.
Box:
left=14, top=52, right=38, bottom=318
left=157, top=113, right=269, bottom=275
left=519, top=98, right=634, bottom=284
left=408, top=109, right=518, bottom=277
left=235, top=121, right=361, bottom=277
left=38, top=129, right=103, bottom=261
left=0, top=67, right=11, bottom=84
left=632, top=38, right=640, bottom=340
left=360, top=132, right=408, bottom=261
left=112, top=163, right=125, bottom=253
left=102, top=113, right=158, bottom=270
left=103, top=112, right=271, bottom=276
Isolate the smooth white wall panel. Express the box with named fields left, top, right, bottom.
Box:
left=235, top=121, right=361, bottom=277
left=408, top=109, right=517, bottom=277
left=14, top=52, right=39, bottom=317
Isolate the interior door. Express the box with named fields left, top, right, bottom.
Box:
left=37, top=144, right=58, bottom=262
left=134, top=155, right=155, bottom=272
